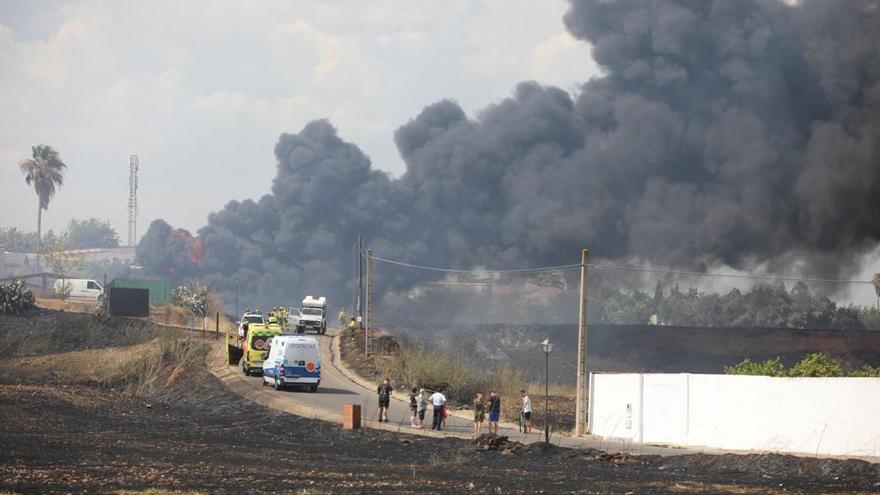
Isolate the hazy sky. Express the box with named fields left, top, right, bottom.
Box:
left=0, top=0, right=597, bottom=239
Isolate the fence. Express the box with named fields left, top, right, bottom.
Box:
left=589, top=372, right=880, bottom=457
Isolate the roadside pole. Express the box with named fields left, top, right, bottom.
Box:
left=365, top=248, right=373, bottom=356
left=575, top=249, right=589, bottom=436
left=358, top=235, right=364, bottom=329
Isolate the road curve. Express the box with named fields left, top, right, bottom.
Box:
left=211, top=330, right=709, bottom=456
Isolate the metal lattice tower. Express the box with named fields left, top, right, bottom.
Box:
left=127, top=154, right=139, bottom=246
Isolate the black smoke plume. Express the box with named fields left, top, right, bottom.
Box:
left=139, top=0, right=880, bottom=312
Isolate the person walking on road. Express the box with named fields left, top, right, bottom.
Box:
left=473, top=392, right=486, bottom=438
left=429, top=388, right=447, bottom=431
left=520, top=390, right=533, bottom=434
left=377, top=378, right=392, bottom=423
left=416, top=388, right=427, bottom=429
left=487, top=390, right=501, bottom=434
left=408, top=388, right=419, bottom=427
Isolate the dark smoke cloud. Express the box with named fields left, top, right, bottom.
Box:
left=138, top=0, right=880, bottom=311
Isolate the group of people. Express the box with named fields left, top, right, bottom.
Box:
left=377, top=378, right=534, bottom=437
left=266, top=306, right=291, bottom=327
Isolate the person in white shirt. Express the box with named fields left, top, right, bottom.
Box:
left=429, top=388, right=447, bottom=431
left=521, top=389, right=533, bottom=434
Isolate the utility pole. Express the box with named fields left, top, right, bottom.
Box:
left=352, top=240, right=357, bottom=317
left=358, top=235, right=364, bottom=329
left=234, top=278, right=239, bottom=319
left=127, top=155, right=139, bottom=247
left=575, top=249, right=589, bottom=436
left=365, top=248, right=373, bottom=356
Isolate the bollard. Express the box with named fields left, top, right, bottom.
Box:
left=343, top=404, right=362, bottom=429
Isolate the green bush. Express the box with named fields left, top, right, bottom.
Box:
left=786, top=352, right=843, bottom=377
left=725, top=353, right=879, bottom=378
left=724, top=357, right=785, bottom=376
left=848, top=365, right=880, bottom=378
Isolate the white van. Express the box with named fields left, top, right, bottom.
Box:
left=262, top=335, right=321, bottom=392
left=53, top=278, right=104, bottom=300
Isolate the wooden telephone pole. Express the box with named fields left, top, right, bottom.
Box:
left=575, top=249, right=589, bottom=436
left=365, top=249, right=373, bottom=356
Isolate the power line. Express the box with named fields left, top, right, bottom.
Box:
left=368, top=254, right=581, bottom=274
left=363, top=250, right=873, bottom=285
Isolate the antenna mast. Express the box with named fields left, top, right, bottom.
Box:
left=128, top=154, right=139, bottom=246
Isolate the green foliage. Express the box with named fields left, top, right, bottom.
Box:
left=848, top=365, right=880, bottom=378
left=724, top=357, right=785, bottom=376
left=64, top=218, right=121, bottom=249
left=0, top=280, right=35, bottom=315
left=724, top=353, right=877, bottom=377
left=19, top=144, right=66, bottom=210
left=786, top=353, right=844, bottom=377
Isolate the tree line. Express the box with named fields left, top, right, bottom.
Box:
left=591, top=282, right=880, bottom=331
left=0, top=218, right=120, bottom=252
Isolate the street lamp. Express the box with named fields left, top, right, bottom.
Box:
left=541, top=338, right=553, bottom=444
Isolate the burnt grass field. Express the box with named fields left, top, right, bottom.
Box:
left=1, top=310, right=879, bottom=494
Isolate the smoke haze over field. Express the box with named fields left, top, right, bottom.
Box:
left=139, top=0, right=880, bottom=311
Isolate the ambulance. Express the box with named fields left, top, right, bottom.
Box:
left=262, top=335, right=321, bottom=392
left=240, top=324, right=281, bottom=375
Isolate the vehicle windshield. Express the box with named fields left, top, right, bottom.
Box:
left=244, top=315, right=263, bottom=323
left=301, top=308, right=322, bottom=316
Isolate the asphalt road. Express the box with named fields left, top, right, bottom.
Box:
left=226, top=332, right=705, bottom=455
left=236, top=333, right=487, bottom=437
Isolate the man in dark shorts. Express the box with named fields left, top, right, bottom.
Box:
left=487, top=390, right=501, bottom=434
left=409, top=387, right=419, bottom=427
left=377, top=378, right=392, bottom=423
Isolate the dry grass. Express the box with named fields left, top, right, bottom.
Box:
left=377, top=345, right=528, bottom=418
left=35, top=297, right=100, bottom=313
left=150, top=295, right=235, bottom=333
left=0, top=329, right=209, bottom=394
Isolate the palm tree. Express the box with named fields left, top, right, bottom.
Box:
left=19, top=144, right=67, bottom=269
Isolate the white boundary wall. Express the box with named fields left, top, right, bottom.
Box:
left=588, top=373, right=880, bottom=457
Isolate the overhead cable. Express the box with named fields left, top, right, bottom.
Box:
left=363, top=250, right=873, bottom=285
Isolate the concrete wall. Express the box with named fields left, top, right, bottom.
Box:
left=589, top=372, right=880, bottom=457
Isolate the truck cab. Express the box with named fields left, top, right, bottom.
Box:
left=296, top=296, right=327, bottom=334
left=262, top=335, right=321, bottom=392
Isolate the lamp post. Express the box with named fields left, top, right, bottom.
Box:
left=234, top=279, right=239, bottom=319
left=541, top=338, right=553, bottom=444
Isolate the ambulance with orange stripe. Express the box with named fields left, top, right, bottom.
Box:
left=262, top=335, right=321, bottom=392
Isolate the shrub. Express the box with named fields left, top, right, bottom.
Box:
left=786, top=352, right=843, bottom=377
left=0, top=280, right=35, bottom=315
left=724, top=357, right=785, bottom=377
left=724, top=353, right=877, bottom=378
left=845, top=365, right=880, bottom=378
